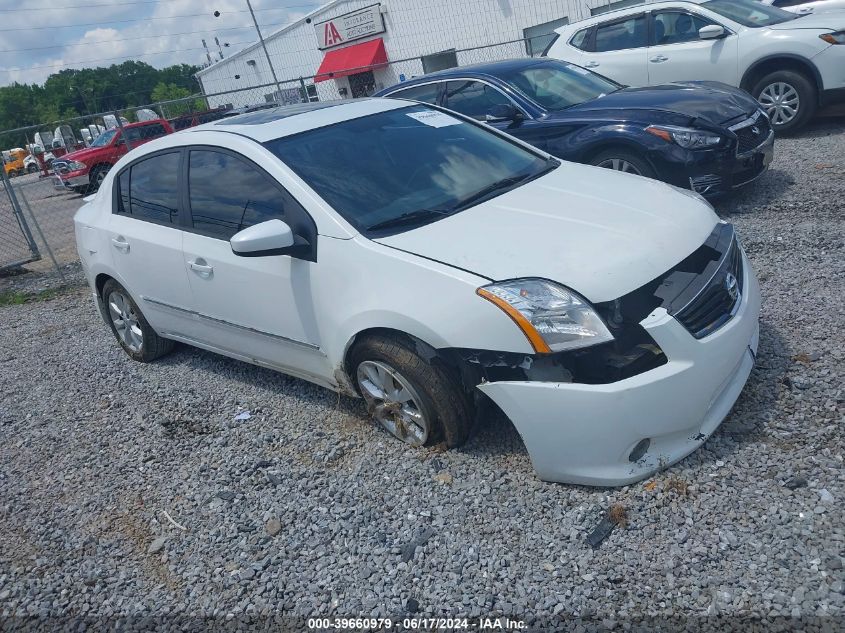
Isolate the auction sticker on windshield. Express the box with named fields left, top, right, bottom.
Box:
left=406, top=111, right=462, bottom=127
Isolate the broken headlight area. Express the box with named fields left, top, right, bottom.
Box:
left=444, top=320, right=667, bottom=387
left=446, top=222, right=740, bottom=387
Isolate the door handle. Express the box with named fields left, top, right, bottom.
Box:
left=111, top=236, right=129, bottom=253
left=650, top=55, right=669, bottom=63
left=189, top=258, right=214, bottom=277
left=584, top=61, right=600, bottom=68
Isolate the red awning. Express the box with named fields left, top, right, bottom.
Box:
left=314, top=38, right=388, bottom=83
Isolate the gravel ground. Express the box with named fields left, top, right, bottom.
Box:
left=1, top=117, right=843, bottom=631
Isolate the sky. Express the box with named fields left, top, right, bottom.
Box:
left=0, top=0, right=320, bottom=87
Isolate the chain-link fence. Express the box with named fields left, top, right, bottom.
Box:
left=0, top=37, right=544, bottom=274
left=0, top=168, right=40, bottom=271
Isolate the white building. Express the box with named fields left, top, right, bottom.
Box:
left=196, top=0, right=645, bottom=108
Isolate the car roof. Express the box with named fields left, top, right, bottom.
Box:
left=376, top=57, right=563, bottom=94
left=560, top=0, right=709, bottom=30
left=185, top=97, right=414, bottom=143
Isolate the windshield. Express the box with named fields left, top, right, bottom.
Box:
left=264, top=105, right=554, bottom=235
left=90, top=129, right=118, bottom=147
left=702, top=0, right=798, bottom=27
left=501, top=61, right=621, bottom=111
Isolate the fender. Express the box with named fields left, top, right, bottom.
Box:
left=741, top=54, right=824, bottom=96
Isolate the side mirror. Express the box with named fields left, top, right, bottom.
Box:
left=231, top=219, right=304, bottom=257
left=485, top=103, right=523, bottom=123
left=699, top=25, right=726, bottom=40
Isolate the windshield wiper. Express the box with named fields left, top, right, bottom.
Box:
left=366, top=208, right=453, bottom=232
left=453, top=161, right=558, bottom=212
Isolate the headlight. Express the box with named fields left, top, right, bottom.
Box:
left=477, top=278, right=614, bottom=353
left=645, top=125, right=722, bottom=149
left=820, top=31, right=845, bottom=45
left=66, top=160, right=87, bottom=171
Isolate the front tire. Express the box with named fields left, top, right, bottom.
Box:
left=752, top=70, right=816, bottom=134
left=27, top=163, right=38, bottom=174
left=102, top=279, right=174, bottom=362
left=349, top=334, right=473, bottom=448
left=589, top=148, right=656, bottom=180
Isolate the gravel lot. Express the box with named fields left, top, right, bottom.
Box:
left=1, top=117, right=843, bottom=630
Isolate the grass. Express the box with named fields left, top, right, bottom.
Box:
left=0, top=286, right=67, bottom=307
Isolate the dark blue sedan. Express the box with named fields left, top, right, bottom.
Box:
left=375, top=58, right=774, bottom=197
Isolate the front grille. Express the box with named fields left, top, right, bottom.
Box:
left=731, top=111, right=771, bottom=155
left=674, top=236, right=744, bottom=339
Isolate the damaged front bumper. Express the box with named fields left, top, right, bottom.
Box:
left=477, top=254, right=760, bottom=487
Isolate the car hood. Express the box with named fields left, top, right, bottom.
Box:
left=563, top=82, right=759, bottom=126
left=768, top=10, right=845, bottom=29
left=59, top=146, right=108, bottom=163
left=374, top=162, right=719, bottom=303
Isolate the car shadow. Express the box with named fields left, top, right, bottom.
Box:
left=713, top=168, right=795, bottom=216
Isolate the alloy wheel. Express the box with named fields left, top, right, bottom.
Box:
left=356, top=360, right=430, bottom=446
left=758, top=82, right=799, bottom=126
left=107, top=290, right=143, bottom=353
left=596, top=158, right=642, bottom=175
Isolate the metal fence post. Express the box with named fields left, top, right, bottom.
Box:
left=0, top=165, right=40, bottom=263
left=15, top=185, right=65, bottom=282
left=114, top=110, right=132, bottom=151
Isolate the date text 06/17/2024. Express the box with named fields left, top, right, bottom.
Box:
left=307, top=617, right=528, bottom=630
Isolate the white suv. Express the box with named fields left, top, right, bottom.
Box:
left=760, top=0, right=845, bottom=15
left=546, top=0, right=845, bottom=132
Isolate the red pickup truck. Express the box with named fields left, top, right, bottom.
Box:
left=53, top=119, right=173, bottom=193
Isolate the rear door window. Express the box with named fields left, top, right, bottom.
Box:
left=115, top=151, right=180, bottom=225
left=387, top=83, right=442, bottom=104
left=594, top=14, right=648, bottom=52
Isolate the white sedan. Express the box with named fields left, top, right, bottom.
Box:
left=74, top=99, right=760, bottom=486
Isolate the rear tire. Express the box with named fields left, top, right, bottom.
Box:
left=101, top=279, right=174, bottom=362
left=752, top=70, right=816, bottom=135
left=589, top=148, right=656, bottom=180
left=349, top=334, right=473, bottom=448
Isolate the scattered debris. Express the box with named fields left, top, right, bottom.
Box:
left=784, top=476, right=807, bottom=490
left=819, top=489, right=834, bottom=504
left=792, top=352, right=822, bottom=363
left=216, top=491, right=236, bottom=501
left=643, top=481, right=657, bottom=492
left=608, top=503, right=628, bottom=528
left=586, top=514, right=616, bottom=550
left=433, top=471, right=453, bottom=485
left=147, top=537, right=166, bottom=555
left=405, top=598, right=420, bottom=614
left=666, top=477, right=689, bottom=496
left=161, top=509, right=187, bottom=531
left=233, top=410, right=251, bottom=421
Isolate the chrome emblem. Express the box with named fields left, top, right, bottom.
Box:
left=751, top=126, right=760, bottom=135
left=725, top=273, right=739, bottom=302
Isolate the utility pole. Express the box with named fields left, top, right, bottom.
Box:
left=214, top=2, right=282, bottom=97
left=244, top=0, right=282, bottom=98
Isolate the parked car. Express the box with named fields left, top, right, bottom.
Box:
left=74, top=99, right=760, bottom=486
left=168, top=107, right=234, bottom=131
left=53, top=119, right=173, bottom=194
left=376, top=58, right=773, bottom=197
left=2, top=148, right=28, bottom=178
left=759, top=0, right=845, bottom=14
left=545, top=0, right=845, bottom=133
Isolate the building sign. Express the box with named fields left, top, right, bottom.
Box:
left=315, top=4, right=385, bottom=50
